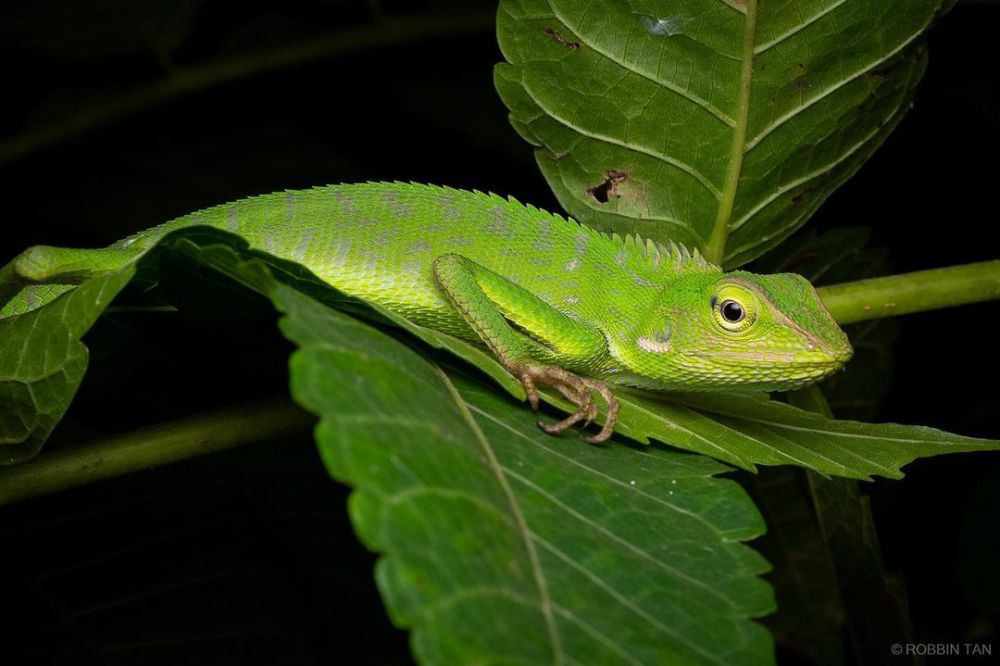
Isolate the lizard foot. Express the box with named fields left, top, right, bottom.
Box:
left=517, top=364, right=620, bottom=444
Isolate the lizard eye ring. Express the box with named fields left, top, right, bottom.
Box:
left=720, top=299, right=745, bottom=323
left=712, top=284, right=757, bottom=332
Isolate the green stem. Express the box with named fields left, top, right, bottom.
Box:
left=0, top=10, right=495, bottom=165
left=817, top=260, right=1000, bottom=324
left=0, top=398, right=314, bottom=505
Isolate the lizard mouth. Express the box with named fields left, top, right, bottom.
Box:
left=681, top=344, right=853, bottom=367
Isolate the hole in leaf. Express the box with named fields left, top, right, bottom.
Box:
left=587, top=171, right=628, bottom=203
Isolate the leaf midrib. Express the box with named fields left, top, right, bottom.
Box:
left=705, top=0, right=758, bottom=265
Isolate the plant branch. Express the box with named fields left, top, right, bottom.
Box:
left=0, top=10, right=496, bottom=166
left=818, top=260, right=1000, bottom=324
left=0, top=398, right=314, bottom=505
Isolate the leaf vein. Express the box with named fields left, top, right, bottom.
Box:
left=745, top=28, right=927, bottom=152
left=467, top=403, right=725, bottom=536
left=520, top=81, right=722, bottom=199
left=753, top=0, right=847, bottom=54
left=503, top=467, right=738, bottom=610
left=531, top=532, right=725, bottom=664
left=545, top=1, right=738, bottom=127
left=435, top=366, right=565, bottom=663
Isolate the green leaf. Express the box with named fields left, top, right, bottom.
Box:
left=151, top=227, right=776, bottom=664
left=752, top=228, right=888, bottom=288
left=495, top=0, right=951, bottom=266
left=0, top=268, right=134, bottom=464
left=275, top=284, right=775, bottom=665
left=750, top=468, right=848, bottom=665
left=750, top=467, right=916, bottom=665
left=662, top=392, right=1000, bottom=481
left=805, top=472, right=915, bottom=664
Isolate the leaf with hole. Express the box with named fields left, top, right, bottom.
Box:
left=495, top=0, right=952, bottom=266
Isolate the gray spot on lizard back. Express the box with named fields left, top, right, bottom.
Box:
left=359, top=250, right=379, bottom=272
left=487, top=207, right=513, bottom=238
left=292, top=228, right=316, bottom=261
left=448, top=236, right=474, bottom=248
left=374, top=227, right=398, bottom=247
left=382, top=190, right=416, bottom=217
left=630, top=270, right=657, bottom=288
left=330, top=190, right=356, bottom=214
left=352, top=217, right=379, bottom=230
left=439, top=194, right=462, bottom=220
left=226, top=206, right=239, bottom=231
left=532, top=218, right=554, bottom=252
left=401, top=257, right=423, bottom=275
left=329, top=241, right=351, bottom=267
left=406, top=240, right=431, bottom=255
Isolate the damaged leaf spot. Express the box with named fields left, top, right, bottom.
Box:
left=791, top=187, right=816, bottom=205
left=587, top=170, right=628, bottom=204
left=869, top=68, right=892, bottom=82
left=544, top=27, right=580, bottom=51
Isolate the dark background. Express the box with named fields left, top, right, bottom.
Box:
left=1, top=0, right=997, bottom=663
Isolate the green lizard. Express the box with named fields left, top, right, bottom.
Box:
left=0, top=182, right=852, bottom=442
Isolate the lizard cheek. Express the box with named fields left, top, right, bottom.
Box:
left=636, top=320, right=672, bottom=353
left=637, top=335, right=672, bottom=354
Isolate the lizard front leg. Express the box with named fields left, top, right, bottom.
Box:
left=432, top=253, right=620, bottom=443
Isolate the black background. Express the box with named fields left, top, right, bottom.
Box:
left=1, top=1, right=997, bottom=663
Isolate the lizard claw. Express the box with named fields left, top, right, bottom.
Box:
left=515, top=363, right=619, bottom=444
left=520, top=372, right=540, bottom=411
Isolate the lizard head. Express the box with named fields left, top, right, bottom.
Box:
left=619, top=271, right=853, bottom=391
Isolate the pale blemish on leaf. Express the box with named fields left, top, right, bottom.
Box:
left=635, top=13, right=692, bottom=37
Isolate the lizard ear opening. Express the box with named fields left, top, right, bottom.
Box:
left=636, top=317, right=673, bottom=353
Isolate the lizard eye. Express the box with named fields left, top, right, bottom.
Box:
left=712, top=284, right=757, bottom=332
left=720, top=300, right=744, bottom=323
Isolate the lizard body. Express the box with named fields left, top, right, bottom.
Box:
left=0, top=182, right=853, bottom=441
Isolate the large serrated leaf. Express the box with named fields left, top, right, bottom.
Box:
left=495, top=0, right=950, bottom=266
left=149, top=227, right=777, bottom=664
left=276, top=284, right=774, bottom=665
